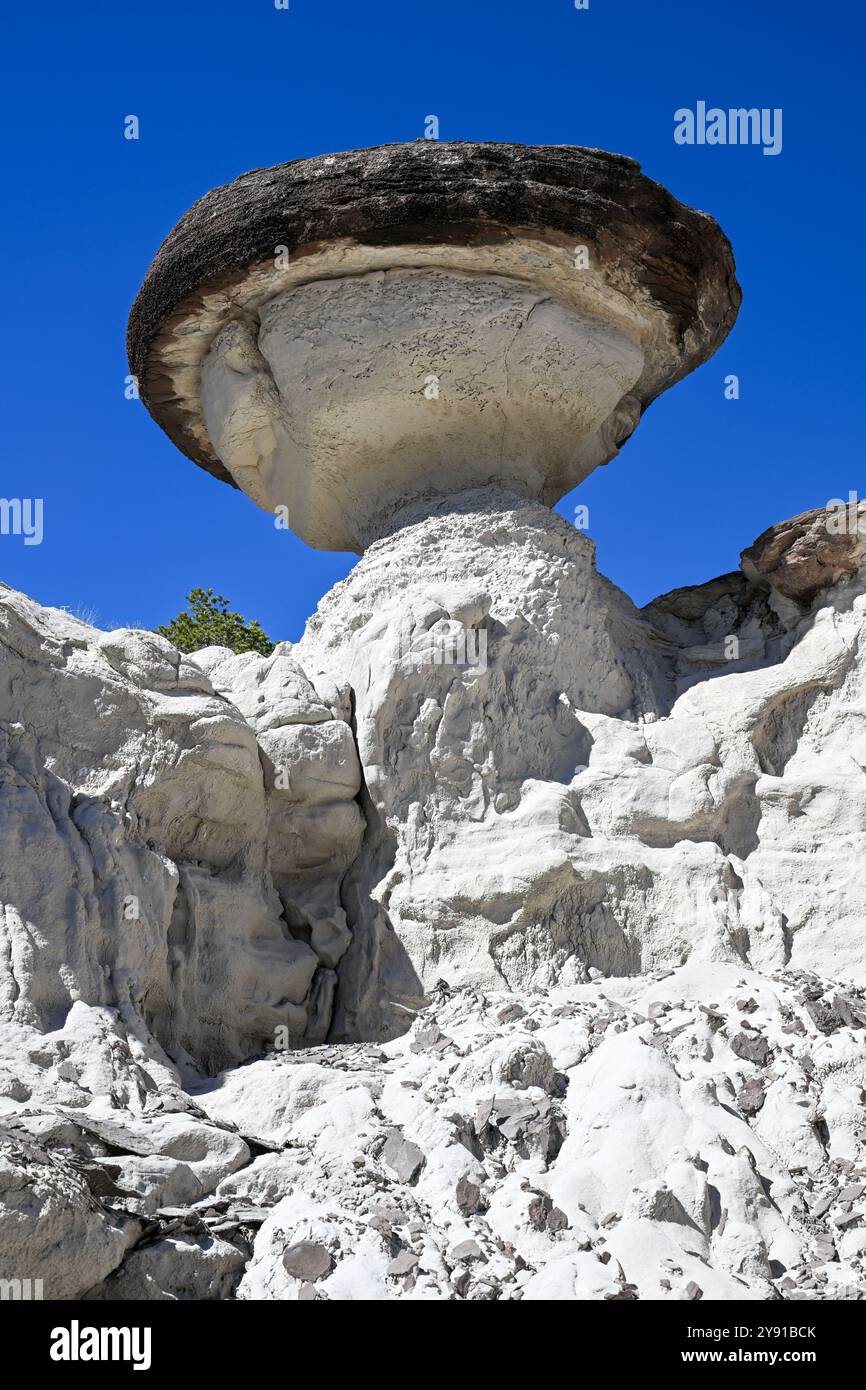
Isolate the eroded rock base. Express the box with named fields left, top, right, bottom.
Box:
left=2, top=966, right=865, bottom=1301
left=3, top=492, right=866, bottom=1298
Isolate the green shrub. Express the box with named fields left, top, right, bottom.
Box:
left=155, top=588, right=274, bottom=656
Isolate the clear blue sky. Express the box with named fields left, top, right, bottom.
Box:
left=2, top=0, right=862, bottom=639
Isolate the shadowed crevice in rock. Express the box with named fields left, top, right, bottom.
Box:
left=330, top=685, right=426, bottom=1044
left=752, top=684, right=829, bottom=778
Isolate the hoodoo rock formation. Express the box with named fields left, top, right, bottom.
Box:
left=2, top=144, right=865, bottom=1302
left=127, top=141, right=740, bottom=551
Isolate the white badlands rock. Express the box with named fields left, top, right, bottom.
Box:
left=292, top=488, right=866, bottom=1038
left=127, top=143, right=739, bottom=553
left=3, top=489, right=866, bottom=1299
left=0, top=588, right=362, bottom=1069
left=211, top=968, right=866, bottom=1302
left=11, top=964, right=863, bottom=1300
left=7, top=139, right=859, bottom=1299
left=0, top=1129, right=139, bottom=1299
left=85, top=1231, right=246, bottom=1301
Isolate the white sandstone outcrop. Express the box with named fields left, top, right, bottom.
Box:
left=2, top=502, right=866, bottom=1300
left=0, top=586, right=362, bottom=1070
left=293, top=488, right=866, bottom=1037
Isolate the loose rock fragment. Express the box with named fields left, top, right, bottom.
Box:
left=283, top=1241, right=333, bottom=1281
left=381, top=1132, right=426, bottom=1185
left=731, top=1032, right=771, bottom=1066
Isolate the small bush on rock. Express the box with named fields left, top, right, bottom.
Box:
left=155, top=588, right=274, bottom=656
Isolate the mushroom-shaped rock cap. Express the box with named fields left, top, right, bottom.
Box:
left=128, top=141, right=740, bottom=552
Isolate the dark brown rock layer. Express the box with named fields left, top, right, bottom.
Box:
left=741, top=508, right=862, bottom=606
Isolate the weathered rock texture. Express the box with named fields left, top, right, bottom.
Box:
left=292, top=490, right=866, bottom=1035
left=2, top=965, right=866, bottom=1301
left=0, top=587, right=361, bottom=1071
left=7, top=493, right=865, bottom=1080
left=127, top=142, right=739, bottom=550
left=3, top=496, right=866, bottom=1299
left=1, top=146, right=861, bottom=1300
left=741, top=507, right=866, bottom=606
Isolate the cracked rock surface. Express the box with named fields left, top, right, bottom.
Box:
left=2, top=968, right=865, bottom=1300
left=3, top=493, right=866, bottom=1298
